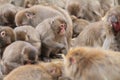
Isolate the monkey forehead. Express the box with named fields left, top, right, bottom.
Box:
left=0, top=27, right=14, bottom=33
left=53, top=16, right=67, bottom=23
left=66, top=47, right=105, bottom=60
left=106, top=6, right=120, bottom=18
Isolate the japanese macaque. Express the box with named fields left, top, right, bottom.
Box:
left=71, top=16, right=89, bottom=38
left=1, top=41, right=38, bottom=75
left=102, top=6, right=120, bottom=51
left=4, top=65, right=53, bottom=80
left=24, top=0, right=39, bottom=8
left=38, top=0, right=66, bottom=9
left=15, top=5, right=72, bottom=49
left=10, top=0, right=39, bottom=8
left=98, top=0, right=118, bottom=15
left=72, top=21, right=106, bottom=47
left=36, top=16, right=68, bottom=61
left=39, top=61, right=63, bottom=80
left=64, top=47, right=120, bottom=80
left=0, top=4, right=18, bottom=28
left=4, top=61, right=64, bottom=80
left=0, top=26, right=16, bottom=58
left=66, top=0, right=103, bottom=22
left=14, top=25, right=41, bottom=57
left=10, top=0, right=24, bottom=7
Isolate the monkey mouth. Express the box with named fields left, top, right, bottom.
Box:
left=112, top=21, right=120, bottom=33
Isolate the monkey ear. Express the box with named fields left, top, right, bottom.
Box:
left=25, top=11, right=35, bottom=19
left=49, top=67, right=56, bottom=74
left=0, top=31, right=6, bottom=37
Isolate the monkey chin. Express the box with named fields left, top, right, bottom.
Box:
left=59, top=30, right=66, bottom=36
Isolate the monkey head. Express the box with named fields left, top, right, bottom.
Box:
left=106, top=6, right=120, bottom=34
left=15, top=10, right=35, bottom=27
left=0, top=27, right=16, bottom=48
left=64, top=47, right=105, bottom=79
left=22, top=46, right=38, bottom=65
left=51, top=17, right=67, bottom=36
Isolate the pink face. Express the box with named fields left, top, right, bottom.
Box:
left=112, top=21, right=120, bottom=32
left=109, top=15, right=120, bottom=33
left=59, top=23, right=67, bottom=35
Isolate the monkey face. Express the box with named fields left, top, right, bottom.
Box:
left=22, top=47, right=38, bottom=65
left=108, top=15, right=120, bottom=33
left=0, top=30, right=11, bottom=48
left=51, top=17, right=67, bottom=36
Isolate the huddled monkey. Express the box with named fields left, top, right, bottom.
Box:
left=64, top=47, right=120, bottom=80
left=1, top=41, right=38, bottom=75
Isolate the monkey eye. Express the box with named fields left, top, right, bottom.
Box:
left=111, top=15, right=118, bottom=23
left=0, top=31, right=6, bottom=37
left=74, top=53, right=79, bottom=56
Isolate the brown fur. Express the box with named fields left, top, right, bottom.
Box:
left=14, top=25, right=41, bottom=57
left=10, top=0, right=25, bottom=7
left=102, top=6, right=120, bottom=51
left=64, top=47, right=120, bottom=80
left=0, top=26, right=16, bottom=58
left=72, top=21, right=106, bottom=47
left=38, top=0, right=66, bottom=9
left=4, top=65, right=53, bottom=80
left=0, top=4, right=18, bottom=28
left=98, top=0, right=118, bottom=15
left=66, top=0, right=103, bottom=22
left=24, top=0, right=39, bottom=8
left=39, top=62, right=63, bottom=80
left=71, top=16, right=89, bottom=38
left=1, top=41, right=38, bottom=75
left=36, top=16, right=68, bottom=61
left=4, top=61, right=64, bottom=80
left=15, top=5, right=72, bottom=49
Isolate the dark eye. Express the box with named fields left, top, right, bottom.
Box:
left=75, top=53, right=79, bottom=56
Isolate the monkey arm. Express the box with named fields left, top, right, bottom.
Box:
left=102, top=36, right=113, bottom=50
left=5, top=62, right=21, bottom=70
left=43, top=38, right=65, bottom=49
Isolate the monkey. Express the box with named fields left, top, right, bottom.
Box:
left=39, top=61, right=64, bottom=80
left=102, top=6, right=120, bottom=51
left=15, top=5, right=63, bottom=27
left=10, top=0, right=39, bottom=8
left=4, top=65, right=53, bottom=80
left=24, top=0, right=39, bottom=8
left=71, top=15, right=89, bottom=38
left=0, top=26, right=16, bottom=58
left=38, top=0, right=66, bottom=9
left=4, top=61, right=65, bottom=80
left=10, top=0, right=25, bottom=7
left=63, top=47, right=120, bottom=80
left=72, top=21, right=106, bottom=48
left=0, top=4, right=18, bottom=28
left=36, top=16, right=68, bottom=61
left=66, top=0, right=103, bottom=22
left=14, top=25, right=41, bottom=58
left=1, top=41, right=38, bottom=75
left=98, top=0, right=118, bottom=16
left=15, top=5, right=72, bottom=49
